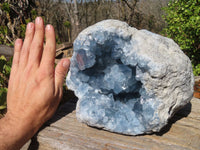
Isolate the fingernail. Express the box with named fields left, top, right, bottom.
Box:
left=15, top=39, right=22, bottom=45
left=63, top=60, right=70, bottom=68
left=46, top=24, right=51, bottom=31
left=36, top=17, right=42, bottom=24
left=27, top=23, right=33, bottom=29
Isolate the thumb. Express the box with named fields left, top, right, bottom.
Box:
left=55, top=58, right=70, bottom=89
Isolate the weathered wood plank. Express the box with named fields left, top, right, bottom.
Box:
left=0, top=45, right=14, bottom=60
left=22, top=97, right=200, bottom=150
left=56, top=43, right=73, bottom=52
left=0, top=45, right=14, bottom=56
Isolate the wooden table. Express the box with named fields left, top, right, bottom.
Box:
left=22, top=96, right=200, bottom=150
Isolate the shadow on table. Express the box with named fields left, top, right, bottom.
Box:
left=27, top=90, right=78, bottom=150
left=155, top=102, right=192, bottom=136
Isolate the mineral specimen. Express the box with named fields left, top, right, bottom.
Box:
left=66, top=20, right=194, bottom=135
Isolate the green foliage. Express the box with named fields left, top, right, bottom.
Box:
left=64, top=21, right=71, bottom=28
left=0, top=56, right=12, bottom=81
left=0, top=26, right=8, bottom=35
left=0, top=88, right=7, bottom=110
left=25, top=18, right=31, bottom=24
left=31, top=9, right=37, bottom=20
left=56, top=35, right=62, bottom=44
left=0, top=56, right=12, bottom=110
left=0, top=26, right=9, bottom=45
left=1, top=2, right=10, bottom=13
left=193, top=64, right=200, bottom=76
left=162, top=0, right=200, bottom=75
left=0, top=1, right=40, bottom=46
left=20, top=24, right=26, bottom=38
left=0, top=25, right=13, bottom=46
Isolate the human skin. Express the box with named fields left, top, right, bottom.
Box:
left=0, top=17, right=70, bottom=150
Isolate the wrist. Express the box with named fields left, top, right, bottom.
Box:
left=0, top=112, right=39, bottom=149
left=5, top=111, right=39, bottom=136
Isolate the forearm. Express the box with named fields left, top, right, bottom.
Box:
left=0, top=115, right=38, bottom=150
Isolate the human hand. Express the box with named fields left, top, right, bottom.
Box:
left=0, top=17, right=70, bottom=149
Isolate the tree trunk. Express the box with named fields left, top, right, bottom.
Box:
left=73, top=0, right=80, bottom=38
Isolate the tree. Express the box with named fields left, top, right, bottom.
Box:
left=64, top=0, right=80, bottom=41
left=35, top=0, right=70, bottom=43
left=162, top=0, right=200, bottom=75
left=120, top=0, right=140, bottom=25
left=0, top=0, right=169, bottom=45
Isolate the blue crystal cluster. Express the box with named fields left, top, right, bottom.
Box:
left=66, top=21, right=161, bottom=135
left=66, top=20, right=194, bottom=135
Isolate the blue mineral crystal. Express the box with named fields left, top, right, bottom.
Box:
left=66, top=20, right=194, bottom=135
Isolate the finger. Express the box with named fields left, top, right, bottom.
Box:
left=9, top=39, right=23, bottom=84
left=40, top=25, right=56, bottom=72
left=55, top=59, right=70, bottom=90
left=28, top=17, right=44, bottom=67
left=11, top=39, right=23, bottom=72
left=19, top=22, right=35, bottom=69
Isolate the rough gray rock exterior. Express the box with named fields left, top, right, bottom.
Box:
left=66, top=20, right=194, bottom=135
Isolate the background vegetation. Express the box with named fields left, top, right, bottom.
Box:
left=0, top=0, right=169, bottom=45
left=0, top=55, right=11, bottom=111
left=0, top=0, right=199, bottom=111
left=162, top=0, right=200, bottom=76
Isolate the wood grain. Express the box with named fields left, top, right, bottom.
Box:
left=0, top=45, right=13, bottom=60
left=22, top=97, right=200, bottom=150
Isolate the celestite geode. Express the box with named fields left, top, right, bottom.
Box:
left=66, top=20, right=194, bottom=135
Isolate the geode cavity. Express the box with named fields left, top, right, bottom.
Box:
left=66, top=20, right=194, bottom=135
